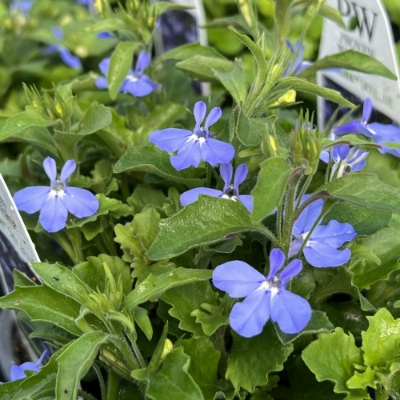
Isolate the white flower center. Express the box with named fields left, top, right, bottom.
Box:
left=49, top=180, right=66, bottom=199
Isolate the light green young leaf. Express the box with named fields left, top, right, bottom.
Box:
left=274, top=0, right=293, bottom=45
left=147, top=196, right=273, bottom=260
left=362, top=308, right=400, bottom=368
left=251, top=157, right=292, bottom=223
left=74, top=103, right=112, bottom=135
left=160, top=43, right=228, bottom=62
left=56, top=332, right=109, bottom=400
left=132, top=348, right=204, bottom=400
left=302, top=328, right=368, bottom=399
left=83, top=19, right=127, bottom=33
left=108, top=42, right=140, bottom=100
left=318, top=3, right=345, bottom=27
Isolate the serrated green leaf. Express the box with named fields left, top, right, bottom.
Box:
left=226, top=323, right=293, bottom=392
left=214, top=60, right=248, bottom=104
left=56, top=332, right=109, bottom=400
left=124, top=268, right=212, bottom=309
left=299, top=50, right=397, bottom=80
left=251, top=157, right=292, bottom=223
left=162, top=281, right=218, bottom=338
left=147, top=196, right=272, bottom=260
left=114, top=145, right=204, bottom=187
left=0, top=285, right=81, bottom=335
left=177, top=337, right=220, bottom=400
left=362, top=308, right=400, bottom=368
left=346, top=367, right=376, bottom=390
left=236, top=111, right=272, bottom=147
left=318, top=173, right=400, bottom=214
left=302, top=328, right=368, bottom=399
left=108, top=42, right=140, bottom=100
left=132, top=347, right=204, bottom=400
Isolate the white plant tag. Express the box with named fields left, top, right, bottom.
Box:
left=317, top=0, right=400, bottom=128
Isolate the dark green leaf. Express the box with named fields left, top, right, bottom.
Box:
left=75, top=103, right=112, bottom=135
left=251, top=157, right=292, bottom=223
left=132, top=347, right=204, bottom=400
left=113, top=145, right=204, bottom=187
left=299, top=50, right=397, bottom=80
left=147, top=196, right=272, bottom=260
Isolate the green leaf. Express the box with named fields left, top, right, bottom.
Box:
left=226, top=323, right=293, bottom=392
left=124, top=268, right=212, bottom=309
left=177, top=337, right=220, bottom=400
left=299, top=50, right=397, bottom=80
left=362, top=308, right=400, bottom=368
left=108, top=42, right=140, bottom=100
left=56, top=332, right=109, bottom=400
left=236, top=111, right=272, bottom=147
left=147, top=196, right=272, bottom=260
left=251, top=157, right=292, bottom=223
left=132, top=306, right=153, bottom=340
left=320, top=134, right=381, bottom=150
left=275, top=77, right=355, bottom=108
left=318, top=3, right=346, bottom=28
left=162, top=281, right=218, bottom=338
left=318, top=173, right=400, bottom=214
left=214, top=60, right=248, bottom=104
left=0, top=285, right=81, bottom=335
left=75, top=103, right=112, bottom=135
left=346, top=367, right=376, bottom=391
left=132, top=347, right=204, bottom=400
left=176, top=56, right=233, bottom=82
left=275, top=311, right=334, bottom=344
left=113, top=145, right=204, bottom=187
left=127, top=184, right=166, bottom=214
left=83, top=19, right=127, bottom=33
left=160, top=43, right=228, bottom=62
left=323, top=202, right=392, bottom=236
left=150, top=1, right=192, bottom=17
left=302, top=328, right=367, bottom=399
left=350, top=221, right=400, bottom=289
left=274, top=0, right=293, bottom=44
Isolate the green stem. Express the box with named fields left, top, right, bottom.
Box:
left=282, top=180, right=299, bottom=256
left=205, top=163, right=212, bottom=188
left=276, top=201, right=284, bottom=243
left=296, top=174, right=313, bottom=209
left=93, top=363, right=107, bottom=400
left=52, top=231, right=78, bottom=264
left=67, top=228, right=84, bottom=264
left=107, top=370, right=119, bottom=400
left=78, top=390, right=97, bottom=400
left=375, top=385, right=388, bottom=400
left=126, top=332, right=147, bottom=368
left=101, top=229, right=118, bottom=256
left=254, top=225, right=277, bottom=244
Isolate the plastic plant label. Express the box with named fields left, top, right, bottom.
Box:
left=317, top=0, right=400, bottom=128
left=0, top=174, right=40, bottom=294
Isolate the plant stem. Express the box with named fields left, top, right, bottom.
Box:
left=375, top=385, right=388, bottom=400
left=126, top=332, right=147, bottom=369
left=67, top=228, right=84, bottom=263
left=78, top=390, right=97, bottom=400
left=107, top=370, right=119, bottom=400
left=93, top=363, right=107, bottom=400
left=101, top=229, right=118, bottom=256
left=52, top=231, right=78, bottom=264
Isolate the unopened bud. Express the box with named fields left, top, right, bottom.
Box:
left=160, top=339, right=173, bottom=362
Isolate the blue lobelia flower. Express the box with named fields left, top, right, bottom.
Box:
left=10, top=0, right=33, bottom=14
left=289, top=196, right=356, bottom=267
left=213, top=248, right=312, bottom=337
left=9, top=351, right=47, bottom=382
left=333, top=98, right=400, bottom=157
left=320, top=144, right=369, bottom=180
left=180, top=163, right=253, bottom=212
left=121, top=51, right=160, bottom=97
left=149, top=101, right=235, bottom=170
left=283, top=40, right=312, bottom=77
left=97, top=32, right=115, bottom=39
left=47, top=27, right=82, bottom=69
left=14, top=157, right=99, bottom=233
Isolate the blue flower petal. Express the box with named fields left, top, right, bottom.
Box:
left=58, top=48, right=81, bottom=69
left=39, top=196, right=68, bottom=232
left=10, top=366, right=26, bottom=381
left=212, top=261, right=265, bottom=298
left=180, top=188, right=222, bottom=206
left=97, top=32, right=115, bottom=39
left=204, top=107, right=222, bottom=133
left=123, top=77, right=154, bottom=97
left=270, top=289, right=311, bottom=333
left=362, top=98, right=372, bottom=123
left=149, top=128, right=192, bottom=152
left=43, top=157, right=57, bottom=183
left=60, top=160, right=76, bottom=183
left=311, top=220, right=356, bottom=248
left=292, top=197, right=323, bottom=237
left=333, top=121, right=363, bottom=135
left=95, top=77, right=108, bottom=90
left=193, top=101, right=207, bottom=132
left=200, top=138, right=235, bottom=166
left=267, top=248, right=285, bottom=279
left=230, top=290, right=271, bottom=338
left=99, top=58, right=110, bottom=76
left=233, top=164, right=248, bottom=191
left=238, top=194, right=253, bottom=212
left=135, top=51, right=151, bottom=75
left=279, top=259, right=302, bottom=283
left=63, top=188, right=99, bottom=218
left=14, top=186, right=50, bottom=214
left=288, top=238, right=302, bottom=258
left=220, top=163, right=233, bottom=192
left=304, top=241, right=351, bottom=267
left=170, top=140, right=201, bottom=170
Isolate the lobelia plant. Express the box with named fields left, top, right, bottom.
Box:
left=1, top=0, right=400, bottom=399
